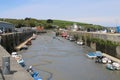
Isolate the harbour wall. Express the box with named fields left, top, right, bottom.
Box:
left=0, top=45, right=33, bottom=80
left=67, top=31, right=120, bottom=59
left=0, top=31, right=34, bottom=54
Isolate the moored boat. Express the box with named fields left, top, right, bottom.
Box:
left=106, top=63, right=115, bottom=70
left=17, top=58, right=26, bottom=67
left=86, top=51, right=102, bottom=59
left=27, top=66, right=43, bottom=80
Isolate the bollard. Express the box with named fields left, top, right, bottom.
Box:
left=2, top=56, right=10, bottom=75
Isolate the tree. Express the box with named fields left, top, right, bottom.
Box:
left=47, top=19, right=53, bottom=23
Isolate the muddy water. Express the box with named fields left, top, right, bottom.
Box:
left=21, top=32, right=120, bottom=80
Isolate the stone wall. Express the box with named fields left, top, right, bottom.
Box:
left=67, top=31, right=120, bottom=59
left=0, top=31, right=34, bottom=54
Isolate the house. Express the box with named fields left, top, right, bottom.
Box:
left=0, top=21, right=15, bottom=33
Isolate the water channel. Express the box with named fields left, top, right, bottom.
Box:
left=20, top=32, right=120, bottom=80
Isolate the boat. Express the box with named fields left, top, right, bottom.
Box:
left=32, top=72, right=43, bottom=80
left=106, top=62, right=120, bottom=70
left=20, top=45, right=28, bottom=50
left=102, top=57, right=112, bottom=64
left=17, top=58, right=26, bottom=67
left=32, top=33, right=37, bottom=40
left=106, top=63, right=115, bottom=70
left=27, top=66, right=43, bottom=80
left=112, top=62, right=120, bottom=70
left=76, top=41, right=83, bottom=45
left=86, top=52, right=96, bottom=59
left=11, top=52, right=18, bottom=57
left=86, top=51, right=102, bottom=59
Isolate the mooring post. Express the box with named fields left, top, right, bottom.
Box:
left=2, top=56, right=10, bottom=75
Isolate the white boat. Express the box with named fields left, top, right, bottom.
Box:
left=32, top=33, right=37, bottom=40
left=112, top=62, right=120, bottom=70
left=76, top=41, right=83, bottom=45
left=102, top=57, right=112, bottom=64
left=106, top=62, right=120, bottom=70
left=11, top=52, right=18, bottom=57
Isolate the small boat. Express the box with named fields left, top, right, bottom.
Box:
left=20, top=45, right=28, bottom=50
left=106, top=62, right=120, bottom=70
left=27, top=66, right=43, bottom=80
left=69, top=36, right=75, bottom=41
left=106, top=63, right=115, bottom=70
left=11, top=52, right=18, bottom=57
left=76, top=41, right=83, bottom=45
left=87, top=51, right=102, bottom=59
left=112, top=62, right=120, bottom=70
left=32, top=34, right=37, bottom=40
left=33, top=72, right=43, bottom=80
left=86, top=52, right=96, bottom=59
left=101, top=57, right=112, bottom=64
left=17, top=58, right=26, bottom=67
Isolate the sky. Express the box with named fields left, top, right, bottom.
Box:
left=0, top=0, right=120, bottom=27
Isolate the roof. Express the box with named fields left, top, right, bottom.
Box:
left=0, top=21, right=13, bottom=25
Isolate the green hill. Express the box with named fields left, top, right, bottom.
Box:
left=0, top=18, right=103, bottom=30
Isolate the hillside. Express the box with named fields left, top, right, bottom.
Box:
left=0, top=18, right=103, bottom=30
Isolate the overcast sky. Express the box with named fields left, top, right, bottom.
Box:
left=0, top=0, right=120, bottom=27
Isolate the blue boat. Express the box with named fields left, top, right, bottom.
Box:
left=86, top=51, right=102, bottom=59
left=32, top=72, right=43, bottom=80
left=17, top=59, right=26, bottom=67
left=27, top=66, right=43, bottom=80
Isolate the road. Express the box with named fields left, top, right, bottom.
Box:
left=21, top=31, right=120, bottom=80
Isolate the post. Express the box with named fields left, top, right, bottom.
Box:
left=2, top=56, right=10, bottom=75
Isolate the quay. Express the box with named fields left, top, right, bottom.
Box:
left=0, top=32, right=34, bottom=80
left=0, top=45, right=33, bottom=80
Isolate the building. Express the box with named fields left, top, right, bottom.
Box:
left=70, top=23, right=79, bottom=31
left=0, top=21, right=15, bottom=33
